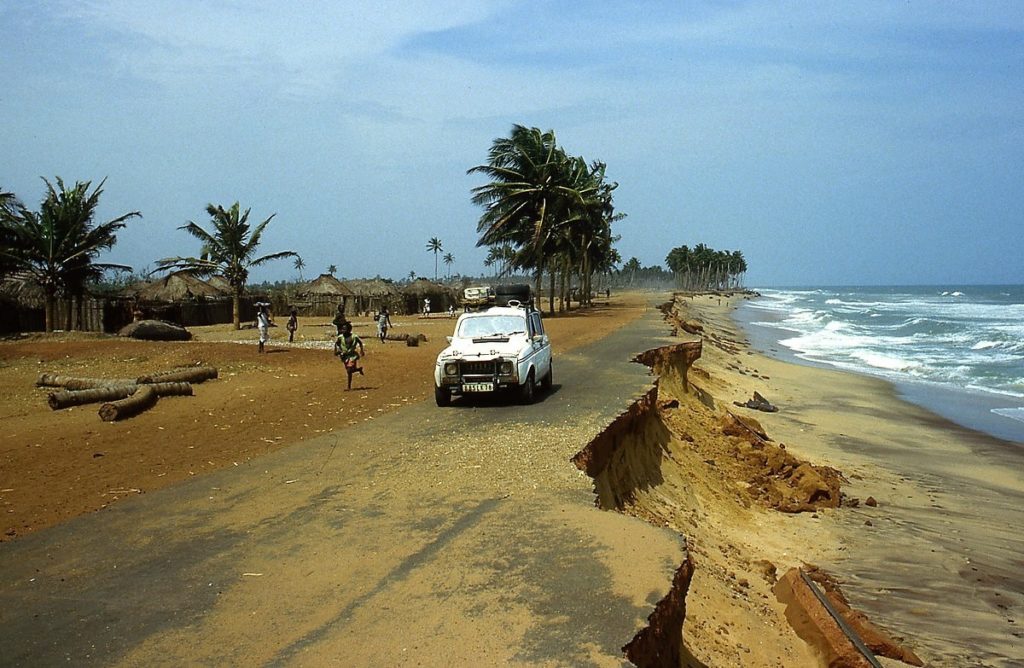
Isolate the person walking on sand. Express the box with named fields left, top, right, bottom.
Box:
left=286, top=307, right=298, bottom=343
left=423, top=298, right=431, bottom=317
left=376, top=307, right=390, bottom=343
left=334, top=321, right=365, bottom=390
left=256, top=303, right=272, bottom=353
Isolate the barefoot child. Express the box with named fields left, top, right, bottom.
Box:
left=334, top=321, right=365, bottom=390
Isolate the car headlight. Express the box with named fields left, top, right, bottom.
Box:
left=444, top=362, right=459, bottom=376
left=500, top=361, right=514, bottom=375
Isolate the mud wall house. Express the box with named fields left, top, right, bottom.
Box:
left=0, top=274, right=133, bottom=334
left=130, top=271, right=244, bottom=327
left=344, top=278, right=403, bottom=316
left=294, top=273, right=355, bottom=317
left=400, top=278, right=458, bottom=315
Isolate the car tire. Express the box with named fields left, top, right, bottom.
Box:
left=518, top=370, right=535, bottom=405
left=434, top=385, right=451, bottom=407
left=541, top=362, right=553, bottom=392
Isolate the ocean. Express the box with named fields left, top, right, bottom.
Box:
left=735, top=285, right=1024, bottom=446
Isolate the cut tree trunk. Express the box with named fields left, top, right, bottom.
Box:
left=99, top=385, right=157, bottom=422
left=36, top=374, right=137, bottom=390
left=137, top=367, right=218, bottom=384
left=48, top=382, right=194, bottom=411
left=49, top=385, right=138, bottom=410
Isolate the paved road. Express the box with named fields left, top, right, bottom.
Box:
left=0, top=302, right=685, bottom=667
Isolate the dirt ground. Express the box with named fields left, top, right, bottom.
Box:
left=0, top=297, right=651, bottom=542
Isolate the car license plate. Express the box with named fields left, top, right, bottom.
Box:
left=463, top=382, right=494, bottom=392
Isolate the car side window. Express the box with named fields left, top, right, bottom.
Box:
left=531, top=313, right=544, bottom=337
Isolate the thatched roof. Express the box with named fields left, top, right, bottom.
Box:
left=400, top=278, right=453, bottom=298
left=299, top=273, right=355, bottom=297
left=344, top=278, right=401, bottom=297
left=206, top=275, right=232, bottom=293
left=0, top=273, right=45, bottom=307
left=132, top=272, right=226, bottom=302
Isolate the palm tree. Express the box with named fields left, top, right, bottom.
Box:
left=156, top=202, right=297, bottom=329
left=294, top=256, right=305, bottom=281
left=443, top=252, right=454, bottom=279
left=468, top=125, right=623, bottom=311
left=327, top=264, right=338, bottom=276
left=426, top=237, right=443, bottom=280
left=0, top=178, right=140, bottom=331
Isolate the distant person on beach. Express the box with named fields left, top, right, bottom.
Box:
left=375, top=307, right=390, bottom=343
left=256, top=303, right=271, bottom=353
left=286, top=307, right=298, bottom=342
left=423, top=298, right=431, bottom=316
left=334, top=321, right=365, bottom=390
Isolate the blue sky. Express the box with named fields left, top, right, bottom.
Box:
left=2, top=1, right=1022, bottom=287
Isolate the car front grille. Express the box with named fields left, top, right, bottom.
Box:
left=461, top=360, right=497, bottom=376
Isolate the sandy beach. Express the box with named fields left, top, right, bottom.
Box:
left=3, top=291, right=1023, bottom=665
left=667, top=293, right=1024, bottom=666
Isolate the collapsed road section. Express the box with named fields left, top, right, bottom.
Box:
left=572, top=320, right=923, bottom=667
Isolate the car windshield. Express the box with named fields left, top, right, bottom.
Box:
left=458, top=315, right=527, bottom=338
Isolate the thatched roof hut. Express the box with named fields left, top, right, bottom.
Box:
left=345, top=278, right=403, bottom=315
left=400, top=278, right=457, bottom=314
left=206, top=275, right=233, bottom=293
left=131, top=272, right=226, bottom=302
left=295, top=273, right=355, bottom=316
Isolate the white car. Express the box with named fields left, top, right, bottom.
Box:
left=434, top=302, right=552, bottom=406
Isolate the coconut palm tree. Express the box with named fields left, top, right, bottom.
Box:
left=443, top=252, right=454, bottom=279
left=426, top=237, right=443, bottom=280
left=294, top=256, right=305, bottom=281
left=327, top=264, right=338, bottom=276
left=156, top=202, right=297, bottom=329
left=0, top=178, right=140, bottom=331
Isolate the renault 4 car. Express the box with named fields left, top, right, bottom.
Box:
left=433, top=297, right=552, bottom=406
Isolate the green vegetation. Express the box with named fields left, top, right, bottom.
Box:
left=0, top=178, right=140, bottom=331
left=156, top=202, right=298, bottom=329
left=468, top=124, right=622, bottom=312
left=665, top=244, right=747, bottom=291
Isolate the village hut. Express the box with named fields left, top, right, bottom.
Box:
left=128, top=271, right=237, bottom=327
left=295, top=273, right=355, bottom=317
left=0, top=273, right=45, bottom=333
left=131, top=271, right=226, bottom=302
left=344, top=278, right=403, bottom=316
left=205, top=275, right=233, bottom=294
left=0, top=273, right=133, bottom=334
left=400, top=278, right=458, bottom=315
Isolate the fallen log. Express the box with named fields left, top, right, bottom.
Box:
left=137, top=367, right=218, bottom=384
left=49, top=385, right=138, bottom=410
left=36, top=374, right=137, bottom=390
left=99, top=385, right=157, bottom=422
left=49, top=381, right=195, bottom=411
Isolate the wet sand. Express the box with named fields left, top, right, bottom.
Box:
left=680, top=293, right=1024, bottom=666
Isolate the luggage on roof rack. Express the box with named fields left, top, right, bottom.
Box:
left=494, top=283, right=532, bottom=307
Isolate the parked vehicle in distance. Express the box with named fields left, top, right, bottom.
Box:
left=462, top=286, right=494, bottom=310
left=434, top=285, right=552, bottom=406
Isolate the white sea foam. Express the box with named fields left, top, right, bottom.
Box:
left=992, top=407, right=1024, bottom=424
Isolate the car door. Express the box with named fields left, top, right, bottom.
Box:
left=530, top=312, right=551, bottom=376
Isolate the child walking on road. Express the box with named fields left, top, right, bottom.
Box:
left=334, top=321, right=365, bottom=390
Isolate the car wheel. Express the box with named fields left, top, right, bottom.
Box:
left=518, top=370, right=535, bottom=405
left=434, top=385, right=451, bottom=407
left=541, top=362, right=553, bottom=392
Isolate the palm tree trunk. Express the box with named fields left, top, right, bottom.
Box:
left=233, top=293, right=242, bottom=330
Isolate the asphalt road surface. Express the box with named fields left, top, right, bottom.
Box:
left=0, top=302, right=686, bottom=667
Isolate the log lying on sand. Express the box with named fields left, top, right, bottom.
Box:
left=136, top=367, right=218, bottom=384
left=49, top=385, right=137, bottom=410
left=99, top=385, right=157, bottom=422
left=48, top=382, right=194, bottom=411
left=36, top=374, right=137, bottom=390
